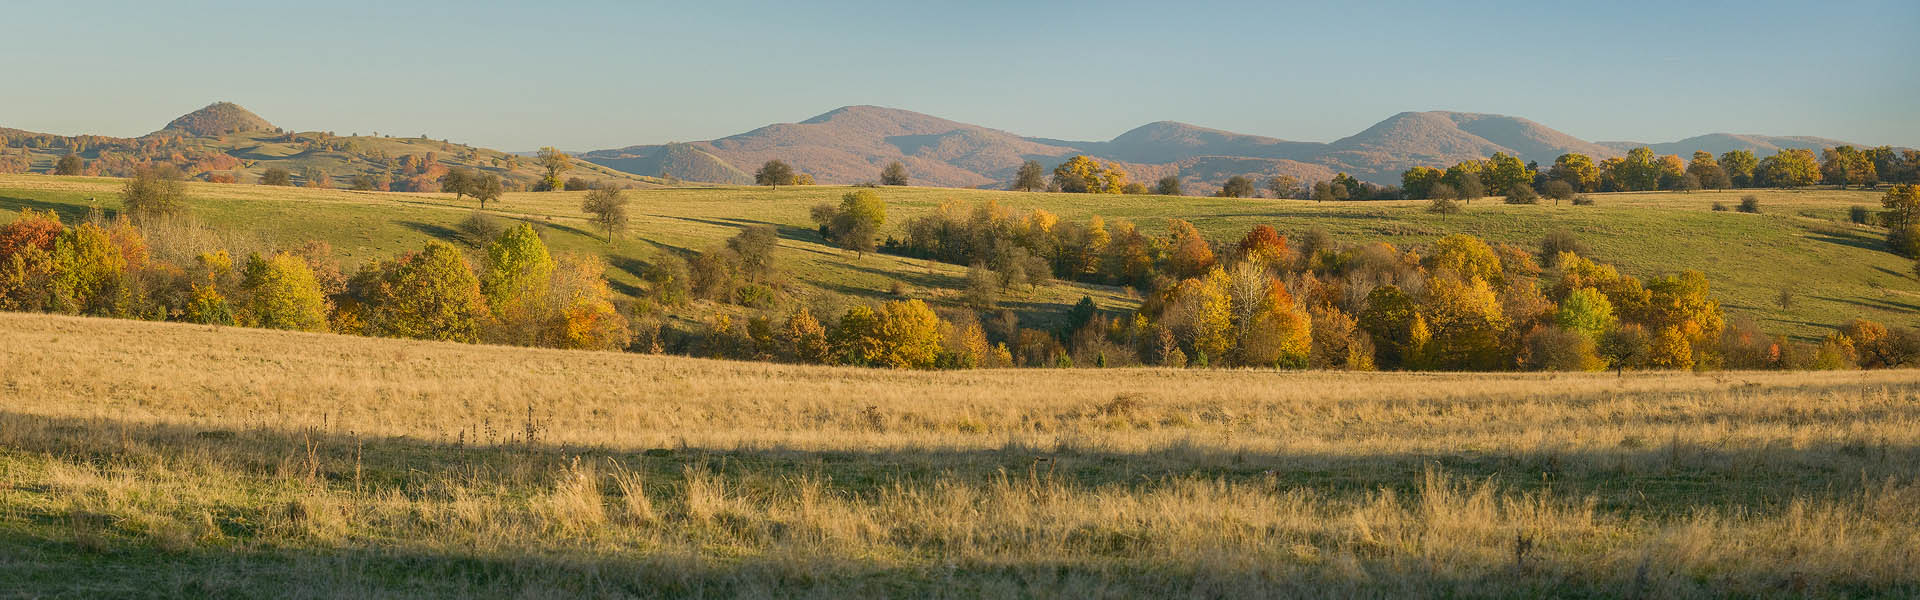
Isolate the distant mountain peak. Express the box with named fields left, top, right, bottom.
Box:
left=161, top=102, right=275, bottom=137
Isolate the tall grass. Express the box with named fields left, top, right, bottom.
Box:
left=3, top=312, right=1919, bottom=597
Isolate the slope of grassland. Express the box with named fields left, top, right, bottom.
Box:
left=2, top=313, right=1918, bottom=597
left=0, top=173, right=1912, bottom=337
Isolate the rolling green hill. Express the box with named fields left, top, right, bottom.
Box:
left=0, top=173, right=1910, bottom=339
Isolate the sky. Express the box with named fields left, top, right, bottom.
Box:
left=2, top=0, right=1915, bottom=151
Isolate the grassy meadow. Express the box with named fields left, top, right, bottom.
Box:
left=2, top=312, right=1918, bottom=597
left=0, top=173, right=1910, bottom=338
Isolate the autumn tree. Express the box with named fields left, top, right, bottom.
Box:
left=1266, top=175, right=1301, bottom=199
left=1051, top=155, right=1127, bottom=193
left=1012, top=160, right=1046, bottom=191
left=238, top=252, right=330, bottom=332
left=1821, top=146, right=1878, bottom=188
left=366, top=240, right=490, bottom=342
left=755, top=159, right=795, bottom=189
left=781, top=307, right=833, bottom=363
left=581, top=186, right=629, bottom=240
left=53, top=154, right=83, bottom=175
left=1548, top=153, right=1599, bottom=192
left=1554, top=287, right=1616, bottom=339
left=121, top=164, right=187, bottom=222
left=1484, top=152, right=1533, bottom=195
left=1757, top=148, right=1819, bottom=188
left=536, top=147, right=571, bottom=191
left=1154, top=175, right=1182, bottom=196
left=543, top=254, right=632, bottom=350
left=1687, top=151, right=1731, bottom=189
left=1359, top=285, right=1423, bottom=369
left=47, top=222, right=126, bottom=315
left=1218, top=175, right=1254, bottom=198
left=726, top=224, right=780, bottom=281
left=880, top=161, right=909, bottom=186
left=261, top=167, right=293, bottom=186
left=1165, top=219, right=1214, bottom=279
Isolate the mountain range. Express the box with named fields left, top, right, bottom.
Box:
left=579, top=106, right=1863, bottom=193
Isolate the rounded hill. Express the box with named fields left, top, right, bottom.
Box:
left=161, top=102, right=276, bottom=137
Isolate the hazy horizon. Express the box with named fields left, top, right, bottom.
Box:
left=3, top=0, right=1916, bottom=150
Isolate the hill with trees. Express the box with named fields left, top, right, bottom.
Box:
left=0, top=102, right=665, bottom=192
left=579, top=106, right=1894, bottom=194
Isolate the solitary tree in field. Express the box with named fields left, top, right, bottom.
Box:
left=440, top=168, right=472, bottom=200
left=1266, top=175, right=1301, bottom=199
left=471, top=172, right=504, bottom=210
left=53, top=154, right=83, bottom=175
left=261, top=166, right=293, bottom=186
left=1218, top=176, right=1254, bottom=198
left=812, top=189, right=887, bottom=257
left=1012, top=160, right=1046, bottom=192
left=1154, top=176, right=1183, bottom=196
left=880, top=161, right=909, bottom=186
left=755, top=160, right=795, bottom=189
left=581, top=186, right=630, bottom=241
left=122, top=164, right=187, bottom=222
left=536, top=147, right=571, bottom=191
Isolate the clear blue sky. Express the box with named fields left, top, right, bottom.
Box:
left=3, top=0, right=1915, bottom=150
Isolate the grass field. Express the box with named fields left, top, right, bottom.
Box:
left=0, top=173, right=1908, bottom=339
left=2, top=312, right=1918, bottom=597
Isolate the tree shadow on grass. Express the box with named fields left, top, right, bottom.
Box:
left=398, top=221, right=461, bottom=243
left=0, top=194, right=108, bottom=223
left=1812, top=294, right=1920, bottom=314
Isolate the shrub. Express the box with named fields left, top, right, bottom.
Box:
left=260, top=167, right=292, bottom=186
left=1426, top=198, right=1462, bottom=214
left=1571, top=195, right=1595, bottom=206
left=1737, top=195, right=1761, bottom=213
left=1502, top=185, right=1539, bottom=204
left=1711, top=202, right=1728, bottom=212
left=562, top=177, right=593, bottom=191
left=1850, top=205, right=1872, bottom=225
left=1540, top=230, right=1587, bottom=266
left=1544, top=180, right=1575, bottom=202
left=1522, top=326, right=1604, bottom=371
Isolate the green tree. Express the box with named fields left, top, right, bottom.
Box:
left=754, top=159, right=795, bottom=189
left=817, top=190, right=887, bottom=257
left=1882, top=185, right=1920, bottom=257
left=480, top=223, right=556, bottom=329
left=470, top=173, right=503, bottom=209
left=536, top=147, right=571, bottom=191
left=1719, top=150, right=1758, bottom=187
left=370, top=240, right=491, bottom=342
left=239, top=252, right=330, bottom=332
left=1401, top=166, right=1444, bottom=199
left=53, top=154, right=83, bottom=175
left=440, top=168, right=472, bottom=200
left=1218, top=175, right=1254, bottom=198
left=1484, top=152, right=1533, bottom=194
left=1358, top=285, right=1421, bottom=369
left=261, top=166, right=293, bottom=186
left=1616, top=147, right=1660, bottom=191
left=1154, top=175, right=1183, bottom=196
left=1012, top=160, right=1046, bottom=191
left=581, top=186, right=629, bottom=240
left=121, top=164, right=187, bottom=222
left=880, top=161, right=909, bottom=186
left=1554, top=287, right=1616, bottom=339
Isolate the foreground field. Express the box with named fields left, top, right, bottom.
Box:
left=3, top=313, right=1918, bottom=597
left=0, top=173, right=1910, bottom=338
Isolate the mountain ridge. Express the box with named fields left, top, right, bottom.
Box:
left=580, top=105, right=1882, bottom=192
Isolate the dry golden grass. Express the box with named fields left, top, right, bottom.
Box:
left=3, top=311, right=1919, bottom=597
